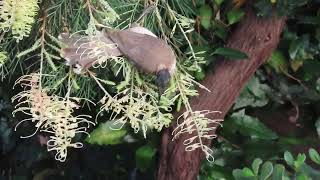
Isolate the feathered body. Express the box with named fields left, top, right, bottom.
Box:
left=108, top=28, right=176, bottom=75
left=59, top=26, right=176, bottom=94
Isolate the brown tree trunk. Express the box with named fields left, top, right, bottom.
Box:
left=157, top=10, right=286, bottom=180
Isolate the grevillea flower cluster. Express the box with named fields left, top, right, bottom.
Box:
left=0, top=0, right=39, bottom=41
left=12, top=74, right=94, bottom=162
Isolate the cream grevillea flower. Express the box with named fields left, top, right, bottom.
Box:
left=12, top=74, right=94, bottom=162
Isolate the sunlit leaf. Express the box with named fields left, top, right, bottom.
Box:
left=309, top=148, right=320, bottom=165
left=260, top=161, right=273, bottom=180
left=85, top=121, right=127, bottom=145
left=267, top=50, right=288, bottom=73
left=284, top=151, right=294, bottom=166
left=227, top=9, right=245, bottom=25
left=243, top=168, right=255, bottom=176
left=252, top=158, right=262, bottom=175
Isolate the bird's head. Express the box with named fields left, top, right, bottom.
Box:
left=156, top=69, right=171, bottom=96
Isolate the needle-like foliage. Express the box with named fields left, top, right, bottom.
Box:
left=2, top=0, right=222, bottom=162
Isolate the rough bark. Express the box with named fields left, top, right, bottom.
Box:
left=157, top=10, right=286, bottom=180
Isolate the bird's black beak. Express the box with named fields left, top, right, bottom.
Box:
left=156, top=69, right=170, bottom=100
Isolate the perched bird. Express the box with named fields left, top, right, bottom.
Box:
left=59, top=26, right=176, bottom=95
left=107, top=27, right=176, bottom=94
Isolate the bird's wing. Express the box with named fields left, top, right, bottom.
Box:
left=108, top=30, right=175, bottom=73
left=59, top=31, right=122, bottom=68
left=127, top=26, right=157, bottom=37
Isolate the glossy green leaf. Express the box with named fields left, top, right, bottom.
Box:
left=233, top=169, right=244, bottom=179
left=243, top=168, right=255, bottom=176
left=284, top=151, right=294, bottom=165
left=199, top=5, right=212, bottom=29
left=234, top=76, right=270, bottom=109
left=272, top=164, right=285, bottom=180
left=227, top=9, right=245, bottom=25
left=300, top=163, right=320, bottom=178
left=252, top=158, right=263, bottom=175
left=260, top=161, right=273, bottom=180
left=289, top=35, right=310, bottom=60
left=233, top=169, right=255, bottom=180
left=295, top=154, right=306, bottom=169
left=135, top=145, right=156, bottom=172
left=212, top=21, right=228, bottom=41
left=267, top=50, right=288, bottom=73
left=289, top=42, right=300, bottom=60
left=309, top=148, right=320, bottom=165
left=85, top=121, right=127, bottom=145
left=230, top=110, right=278, bottom=140
left=206, top=165, right=234, bottom=180
left=213, top=47, right=248, bottom=59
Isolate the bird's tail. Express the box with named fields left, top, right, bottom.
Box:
left=59, top=30, right=122, bottom=69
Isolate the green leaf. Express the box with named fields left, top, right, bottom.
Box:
left=243, top=168, right=255, bottom=176
left=289, top=39, right=302, bottom=59
left=296, top=174, right=311, bottom=180
left=233, top=169, right=255, bottom=180
left=232, top=169, right=255, bottom=180
left=135, top=145, right=156, bottom=172
left=234, top=76, right=270, bottom=109
left=294, top=153, right=306, bottom=170
left=296, top=153, right=306, bottom=164
left=233, top=169, right=244, bottom=179
left=229, top=110, right=278, bottom=140
left=213, top=47, right=248, bottom=59
left=289, top=35, right=310, bottom=60
left=212, top=21, right=228, bottom=41
left=227, top=9, right=245, bottom=25
left=267, top=50, right=288, bottom=73
left=85, top=121, right=127, bottom=145
left=259, top=161, right=273, bottom=180
left=199, top=5, right=212, bottom=29
left=272, top=164, right=285, bottom=180
left=284, top=151, right=294, bottom=165
left=300, top=163, right=320, bottom=178
left=309, top=148, right=320, bottom=165
left=214, top=0, right=224, bottom=6
left=252, top=158, right=263, bottom=175
left=205, top=165, right=234, bottom=179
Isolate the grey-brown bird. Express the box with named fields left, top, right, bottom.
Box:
left=59, top=26, right=176, bottom=95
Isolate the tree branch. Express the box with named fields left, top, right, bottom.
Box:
left=157, top=9, right=286, bottom=180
